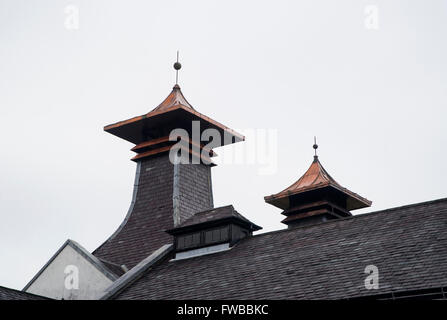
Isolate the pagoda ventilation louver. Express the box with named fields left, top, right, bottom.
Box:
left=264, top=143, right=371, bottom=228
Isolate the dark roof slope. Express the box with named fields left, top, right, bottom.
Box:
left=178, top=205, right=249, bottom=227
left=98, top=258, right=126, bottom=277
left=92, top=157, right=176, bottom=269
left=113, top=198, right=447, bottom=300
left=0, top=286, right=50, bottom=300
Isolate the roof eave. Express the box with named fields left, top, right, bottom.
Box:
left=104, top=105, right=245, bottom=145
left=166, top=216, right=262, bottom=235
left=265, top=182, right=371, bottom=211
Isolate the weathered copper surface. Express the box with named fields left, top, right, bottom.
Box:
left=131, top=144, right=215, bottom=166
left=131, top=135, right=216, bottom=157
left=104, top=85, right=244, bottom=145
left=151, top=84, right=194, bottom=112
left=131, top=136, right=173, bottom=151
left=265, top=156, right=371, bottom=211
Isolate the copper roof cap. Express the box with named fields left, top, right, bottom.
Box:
left=104, top=85, right=244, bottom=145
left=265, top=153, right=372, bottom=211
left=150, top=84, right=194, bottom=113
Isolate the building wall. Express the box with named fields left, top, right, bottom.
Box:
left=25, top=245, right=113, bottom=300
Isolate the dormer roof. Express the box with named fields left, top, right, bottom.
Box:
left=167, top=205, right=262, bottom=235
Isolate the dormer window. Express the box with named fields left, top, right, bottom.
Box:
left=166, top=205, right=261, bottom=260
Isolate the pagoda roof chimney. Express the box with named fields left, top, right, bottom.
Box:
left=103, top=56, right=244, bottom=163
left=265, top=140, right=371, bottom=228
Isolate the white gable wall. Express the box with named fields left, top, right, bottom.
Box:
left=25, top=242, right=115, bottom=300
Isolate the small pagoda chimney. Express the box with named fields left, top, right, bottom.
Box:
left=264, top=140, right=371, bottom=228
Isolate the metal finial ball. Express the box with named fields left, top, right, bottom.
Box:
left=313, top=143, right=318, bottom=150
left=174, top=62, right=182, bottom=70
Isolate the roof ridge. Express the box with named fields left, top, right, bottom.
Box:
left=254, top=196, right=447, bottom=239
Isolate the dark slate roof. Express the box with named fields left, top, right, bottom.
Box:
left=92, top=158, right=176, bottom=270
left=113, top=197, right=447, bottom=300
left=167, top=205, right=262, bottom=234
left=0, top=286, right=50, bottom=300
left=98, top=258, right=126, bottom=277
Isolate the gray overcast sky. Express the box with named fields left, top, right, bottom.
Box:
left=1, top=0, right=446, bottom=290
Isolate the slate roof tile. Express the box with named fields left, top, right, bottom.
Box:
left=0, top=286, right=50, bottom=300
left=113, top=197, right=447, bottom=300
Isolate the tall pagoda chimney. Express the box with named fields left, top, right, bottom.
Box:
left=264, top=141, right=371, bottom=228
left=93, top=59, right=244, bottom=268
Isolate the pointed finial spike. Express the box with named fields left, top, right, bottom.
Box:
left=173, top=50, right=182, bottom=85
left=313, top=136, right=318, bottom=160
